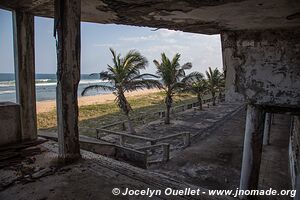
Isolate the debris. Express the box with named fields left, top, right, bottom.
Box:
left=32, top=168, right=53, bottom=179
left=0, top=139, right=47, bottom=169
left=0, top=138, right=47, bottom=152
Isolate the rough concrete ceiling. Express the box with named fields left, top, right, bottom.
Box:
left=0, top=0, right=299, bottom=34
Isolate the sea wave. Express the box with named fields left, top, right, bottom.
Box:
left=36, top=79, right=56, bottom=83
left=80, top=79, right=108, bottom=84
left=0, top=79, right=108, bottom=87
left=36, top=82, right=57, bottom=86
left=0, top=90, right=15, bottom=95
left=0, top=81, right=15, bottom=87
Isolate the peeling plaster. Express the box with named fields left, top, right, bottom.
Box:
left=222, top=29, right=300, bottom=109
left=0, top=0, right=300, bottom=34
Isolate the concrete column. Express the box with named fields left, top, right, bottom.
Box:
left=271, top=113, right=275, bottom=125
left=183, top=132, right=191, bottom=147
left=162, top=144, right=170, bottom=163
left=240, top=104, right=265, bottom=198
left=120, top=135, right=125, bottom=146
left=12, top=11, right=37, bottom=141
left=263, top=113, right=271, bottom=145
left=54, top=0, right=81, bottom=160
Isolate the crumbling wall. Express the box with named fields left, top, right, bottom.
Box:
left=221, top=29, right=300, bottom=108
left=289, top=116, right=300, bottom=199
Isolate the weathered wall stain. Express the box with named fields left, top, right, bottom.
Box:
left=1, top=0, right=300, bottom=35
left=221, top=29, right=300, bottom=108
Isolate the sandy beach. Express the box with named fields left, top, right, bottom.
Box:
left=36, top=88, right=161, bottom=113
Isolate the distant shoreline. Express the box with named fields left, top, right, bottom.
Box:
left=0, top=73, right=161, bottom=102
left=36, top=88, right=161, bottom=114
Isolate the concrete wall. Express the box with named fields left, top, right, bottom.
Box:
left=81, top=141, right=148, bottom=169
left=78, top=141, right=148, bottom=168
left=115, top=146, right=148, bottom=169
left=221, top=29, right=300, bottom=108
left=0, top=102, right=22, bottom=146
left=79, top=141, right=116, bottom=157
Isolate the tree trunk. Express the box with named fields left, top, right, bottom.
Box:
left=118, top=90, right=135, bottom=133
left=126, top=115, right=136, bottom=134
left=197, top=94, right=203, bottom=110
left=164, top=94, right=172, bottom=124
left=212, top=93, right=216, bottom=106
left=165, top=105, right=171, bottom=124
left=199, top=98, right=203, bottom=110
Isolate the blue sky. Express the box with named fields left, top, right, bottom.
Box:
left=0, top=9, right=223, bottom=75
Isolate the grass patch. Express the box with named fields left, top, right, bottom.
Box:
left=37, top=91, right=197, bottom=137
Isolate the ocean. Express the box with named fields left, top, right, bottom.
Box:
left=0, top=73, right=111, bottom=102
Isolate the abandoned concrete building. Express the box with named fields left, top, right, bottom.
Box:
left=0, top=0, right=299, bottom=200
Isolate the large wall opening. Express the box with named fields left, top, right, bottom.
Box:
left=0, top=9, right=15, bottom=102
left=0, top=8, right=224, bottom=134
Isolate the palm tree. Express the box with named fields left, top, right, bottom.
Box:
left=82, top=48, right=161, bottom=133
left=205, top=67, right=224, bottom=106
left=154, top=53, right=192, bottom=124
left=182, top=72, right=208, bottom=110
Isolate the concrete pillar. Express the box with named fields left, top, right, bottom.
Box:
left=183, top=132, right=191, bottom=147
left=120, top=135, right=125, bottom=146
left=54, top=0, right=81, bottom=160
left=271, top=113, right=275, bottom=125
left=240, top=104, right=265, bottom=198
left=12, top=11, right=37, bottom=141
left=162, top=144, right=170, bottom=163
left=263, top=113, right=271, bottom=145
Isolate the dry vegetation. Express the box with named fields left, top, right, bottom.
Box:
left=37, top=91, right=197, bottom=137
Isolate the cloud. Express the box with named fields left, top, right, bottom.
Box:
left=119, top=29, right=184, bottom=44
left=157, top=29, right=184, bottom=37
left=93, top=43, right=120, bottom=47
left=86, top=28, right=222, bottom=74
left=119, top=35, right=158, bottom=42
left=142, top=44, right=189, bottom=55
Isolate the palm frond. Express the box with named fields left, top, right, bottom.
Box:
left=121, top=50, right=148, bottom=82
left=171, top=82, right=186, bottom=91
left=99, top=71, right=115, bottom=81
left=154, top=52, right=193, bottom=93
left=109, top=48, right=119, bottom=68
left=176, top=68, right=186, bottom=79
left=124, top=50, right=148, bottom=71
left=124, top=79, right=162, bottom=91
left=205, top=67, right=224, bottom=94
left=89, top=73, right=101, bottom=78
left=181, top=62, right=192, bottom=70
left=130, top=73, right=160, bottom=80
left=153, top=60, right=160, bottom=68
left=182, top=71, right=204, bottom=83
left=81, top=84, right=115, bottom=96
left=171, top=53, right=181, bottom=67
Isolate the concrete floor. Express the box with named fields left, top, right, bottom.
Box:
left=258, top=114, right=292, bottom=200
left=151, top=108, right=246, bottom=189
left=0, top=107, right=292, bottom=200
left=0, top=141, right=230, bottom=200
left=151, top=110, right=292, bottom=199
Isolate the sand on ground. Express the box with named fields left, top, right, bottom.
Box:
left=36, top=88, right=161, bottom=114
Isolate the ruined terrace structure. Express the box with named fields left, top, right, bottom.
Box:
left=0, top=0, right=299, bottom=199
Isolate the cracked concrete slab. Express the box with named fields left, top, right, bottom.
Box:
left=0, top=0, right=299, bottom=34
